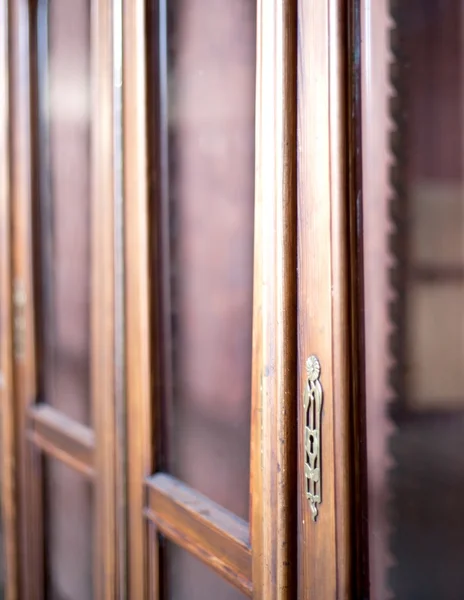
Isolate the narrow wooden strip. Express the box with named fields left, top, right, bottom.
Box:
left=91, top=0, right=119, bottom=596
left=123, top=0, right=153, bottom=596
left=28, top=404, right=95, bottom=476
left=251, top=1, right=297, bottom=599
left=0, top=0, right=18, bottom=595
left=10, top=0, right=44, bottom=596
left=145, top=473, right=252, bottom=597
left=27, top=432, right=94, bottom=479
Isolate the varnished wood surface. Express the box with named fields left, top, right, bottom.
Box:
left=145, top=473, right=252, bottom=597
left=91, top=0, right=120, bottom=596
left=297, top=0, right=355, bottom=598
left=27, top=404, right=95, bottom=477
left=10, top=0, right=44, bottom=597
left=0, top=0, right=17, bottom=596
left=251, top=1, right=297, bottom=599
left=123, top=0, right=153, bottom=596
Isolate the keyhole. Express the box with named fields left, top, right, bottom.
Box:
left=309, top=434, right=314, bottom=453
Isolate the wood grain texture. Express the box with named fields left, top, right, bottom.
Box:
left=251, top=1, right=297, bottom=599
left=0, top=1, right=18, bottom=595
left=145, top=473, right=252, bottom=597
left=91, top=0, right=120, bottom=596
left=123, top=0, right=153, bottom=596
left=28, top=404, right=95, bottom=477
left=297, top=0, right=355, bottom=598
left=10, top=0, right=44, bottom=597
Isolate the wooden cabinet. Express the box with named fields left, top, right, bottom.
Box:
left=0, top=1, right=362, bottom=598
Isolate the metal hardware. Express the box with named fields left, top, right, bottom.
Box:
left=304, top=355, right=323, bottom=521
left=13, top=281, right=27, bottom=360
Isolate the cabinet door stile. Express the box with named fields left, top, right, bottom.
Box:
left=10, top=0, right=44, bottom=597
left=123, top=0, right=154, bottom=596
left=296, top=0, right=362, bottom=597
left=250, top=1, right=297, bottom=598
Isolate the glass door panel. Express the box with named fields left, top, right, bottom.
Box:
left=46, top=459, right=93, bottom=600
left=362, top=0, right=464, bottom=597
left=37, top=0, right=92, bottom=426
left=161, top=0, right=256, bottom=522
left=166, top=542, right=248, bottom=600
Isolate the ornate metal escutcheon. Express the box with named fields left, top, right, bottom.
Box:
left=303, top=355, right=323, bottom=522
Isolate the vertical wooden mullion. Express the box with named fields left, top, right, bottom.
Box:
left=250, top=1, right=297, bottom=598
left=0, top=0, right=18, bottom=596
left=10, top=0, right=44, bottom=597
left=92, top=0, right=119, bottom=597
left=296, top=0, right=357, bottom=597
left=123, top=0, right=154, bottom=596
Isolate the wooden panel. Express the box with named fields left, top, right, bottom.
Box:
left=10, top=0, right=44, bottom=597
left=91, top=0, right=120, bottom=596
left=28, top=404, right=95, bottom=477
left=145, top=473, right=252, bottom=597
left=0, top=0, right=17, bottom=596
left=296, top=0, right=358, bottom=598
left=123, top=0, right=153, bottom=597
left=250, top=1, right=297, bottom=599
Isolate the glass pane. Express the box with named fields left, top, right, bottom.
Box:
left=161, top=0, right=256, bottom=521
left=362, top=0, right=464, bottom=597
left=166, top=541, right=247, bottom=600
left=46, top=459, right=93, bottom=599
left=37, top=0, right=92, bottom=425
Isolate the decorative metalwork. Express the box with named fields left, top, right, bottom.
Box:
left=304, top=355, right=323, bottom=521
left=13, top=281, right=26, bottom=360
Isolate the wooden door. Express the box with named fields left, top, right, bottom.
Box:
left=2, top=0, right=121, bottom=598
left=123, top=0, right=298, bottom=598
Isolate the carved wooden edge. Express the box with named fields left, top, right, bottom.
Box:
left=27, top=404, right=95, bottom=477
left=123, top=0, right=153, bottom=596
left=0, top=0, right=18, bottom=595
left=387, top=0, right=408, bottom=423
left=386, top=0, right=407, bottom=594
left=145, top=473, right=252, bottom=597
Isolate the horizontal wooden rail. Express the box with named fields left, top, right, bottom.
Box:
left=145, top=473, right=252, bottom=596
left=28, top=404, right=95, bottom=477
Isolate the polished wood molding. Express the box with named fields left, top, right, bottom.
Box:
left=250, top=1, right=297, bottom=599
left=91, top=0, right=120, bottom=596
left=0, top=0, right=18, bottom=595
left=123, top=0, right=153, bottom=596
left=145, top=474, right=252, bottom=597
left=27, top=404, right=95, bottom=478
left=10, top=0, right=44, bottom=596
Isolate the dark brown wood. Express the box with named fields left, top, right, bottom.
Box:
left=250, top=1, right=297, bottom=599
left=91, top=0, right=120, bottom=596
left=123, top=0, right=153, bottom=596
left=347, top=1, right=369, bottom=597
left=296, top=0, right=355, bottom=598
left=10, top=0, right=44, bottom=597
left=27, top=404, right=95, bottom=477
left=145, top=473, right=252, bottom=597
left=0, top=0, right=18, bottom=596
